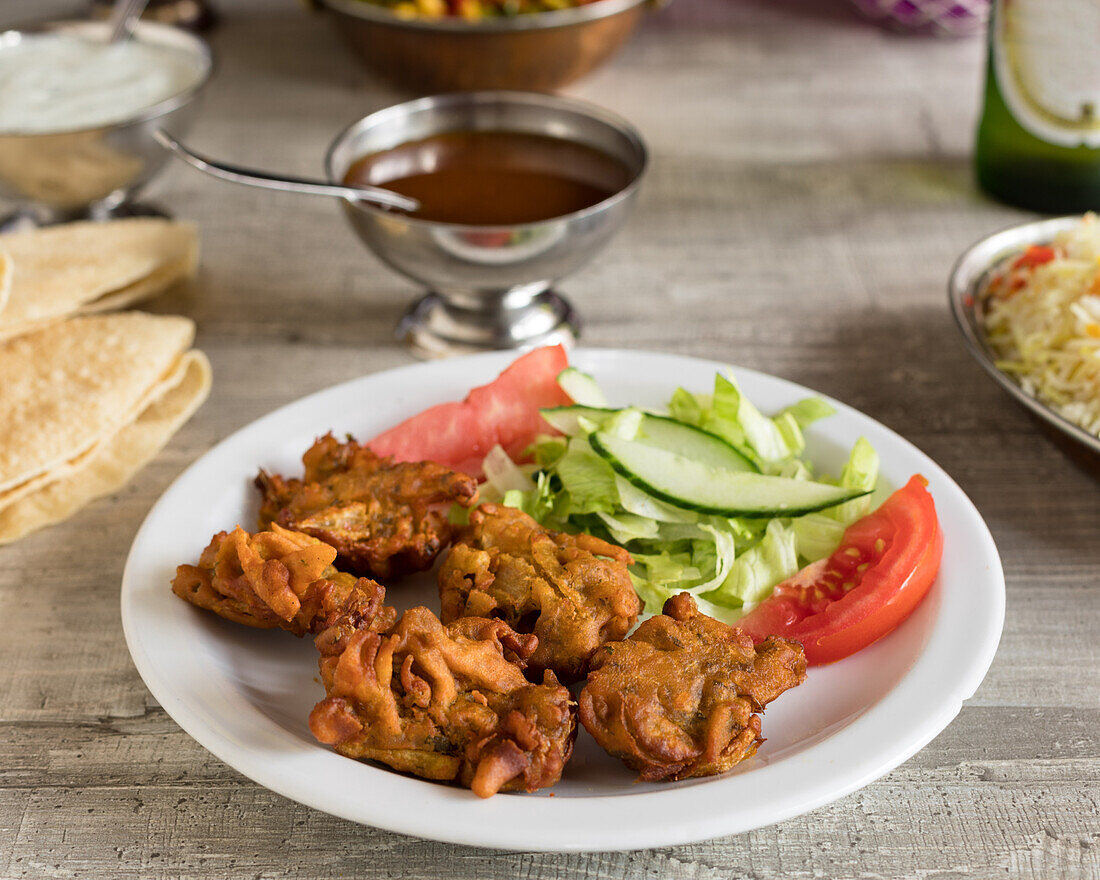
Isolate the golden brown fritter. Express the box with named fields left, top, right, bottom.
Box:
left=578, top=592, right=807, bottom=782
left=171, top=524, right=397, bottom=637
left=256, top=433, right=479, bottom=580
left=308, top=606, right=576, bottom=798
left=172, top=525, right=575, bottom=797
left=438, top=503, right=641, bottom=684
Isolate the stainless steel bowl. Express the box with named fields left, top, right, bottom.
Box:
left=948, top=215, right=1100, bottom=458
left=0, top=20, right=213, bottom=229
left=326, top=91, right=647, bottom=358
left=316, top=0, right=652, bottom=93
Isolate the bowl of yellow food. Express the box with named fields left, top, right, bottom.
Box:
left=311, top=0, right=655, bottom=93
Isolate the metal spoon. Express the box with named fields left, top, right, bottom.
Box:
left=108, top=0, right=150, bottom=42
left=153, top=130, right=421, bottom=213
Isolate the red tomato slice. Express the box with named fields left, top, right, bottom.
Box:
left=1012, top=244, right=1056, bottom=270
left=368, top=345, right=572, bottom=478
left=736, top=475, right=943, bottom=666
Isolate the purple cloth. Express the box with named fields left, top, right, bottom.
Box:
left=849, top=0, right=990, bottom=36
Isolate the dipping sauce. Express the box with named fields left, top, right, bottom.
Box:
left=343, top=131, right=633, bottom=225
left=0, top=33, right=207, bottom=134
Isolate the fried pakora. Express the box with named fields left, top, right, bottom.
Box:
left=438, top=503, right=641, bottom=683
left=171, top=523, right=397, bottom=637
left=578, top=592, right=807, bottom=782
left=309, top=606, right=576, bottom=798
left=256, top=433, right=478, bottom=580
left=173, top=525, right=575, bottom=797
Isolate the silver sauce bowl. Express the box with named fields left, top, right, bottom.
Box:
left=0, top=20, right=213, bottom=230
left=325, top=91, right=647, bottom=357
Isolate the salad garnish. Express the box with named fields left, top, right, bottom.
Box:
left=481, top=369, right=879, bottom=622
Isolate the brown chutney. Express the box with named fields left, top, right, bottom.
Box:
left=342, top=130, right=633, bottom=225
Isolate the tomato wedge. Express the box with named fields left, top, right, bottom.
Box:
left=368, top=345, right=572, bottom=478
left=736, top=475, right=943, bottom=665
left=1012, top=244, right=1056, bottom=270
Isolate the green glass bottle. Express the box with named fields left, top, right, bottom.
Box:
left=976, top=0, right=1100, bottom=213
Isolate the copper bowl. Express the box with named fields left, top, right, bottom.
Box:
left=315, top=0, right=651, bottom=93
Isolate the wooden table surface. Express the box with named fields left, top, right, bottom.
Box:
left=2, top=0, right=1098, bottom=877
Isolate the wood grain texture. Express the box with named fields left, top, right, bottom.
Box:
left=1, top=0, right=1098, bottom=877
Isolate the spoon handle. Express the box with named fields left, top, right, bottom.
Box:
left=153, top=130, right=420, bottom=213
left=108, top=0, right=150, bottom=42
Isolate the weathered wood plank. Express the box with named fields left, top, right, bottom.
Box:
left=1, top=780, right=1096, bottom=880
left=1, top=0, right=1098, bottom=876
left=1, top=707, right=1097, bottom=790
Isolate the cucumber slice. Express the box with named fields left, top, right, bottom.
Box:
left=542, top=406, right=758, bottom=474
left=636, top=413, right=757, bottom=473
left=556, top=367, right=609, bottom=407
left=589, top=430, right=869, bottom=518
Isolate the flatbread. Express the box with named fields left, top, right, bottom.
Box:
left=0, top=251, right=10, bottom=318
left=0, top=337, right=197, bottom=512
left=0, top=349, right=211, bottom=544
left=0, top=312, right=197, bottom=497
left=0, top=254, right=196, bottom=342
left=0, top=219, right=198, bottom=339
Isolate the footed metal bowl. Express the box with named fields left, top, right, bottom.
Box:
left=326, top=91, right=647, bottom=358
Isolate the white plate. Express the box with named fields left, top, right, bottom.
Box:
left=121, top=349, right=1004, bottom=853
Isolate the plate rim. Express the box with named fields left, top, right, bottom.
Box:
left=120, top=348, right=1006, bottom=852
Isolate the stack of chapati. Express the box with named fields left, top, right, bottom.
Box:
left=0, top=218, right=210, bottom=543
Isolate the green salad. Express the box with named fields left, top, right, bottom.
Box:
left=478, top=368, right=879, bottom=622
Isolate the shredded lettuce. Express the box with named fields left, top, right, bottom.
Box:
left=494, top=368, right=879, bottom=623
left=553, top=438, right=618, bottom=515
left=669, top=374, right=837, bottom=474
left=596, top=511, right=661, bottom=543
left=532, top=435, right=567, bottom=469
left=791, top=512, right=846, bottom=561
left=710, top=374, right=791, bottom=465
left=704, top=519, right=799, bottom=609
left=483, top=444, right=536, bottom=497
left=780, top=397, right=837, bottom=429
left=668, top=387, right=706, bottom=426
left=826, top=436, right=879, bottom=525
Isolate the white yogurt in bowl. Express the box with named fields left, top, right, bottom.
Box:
left=0, top=30, right=209, bottom=135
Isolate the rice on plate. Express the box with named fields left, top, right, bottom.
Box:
left=981, top=213, right=1100, bottom=437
